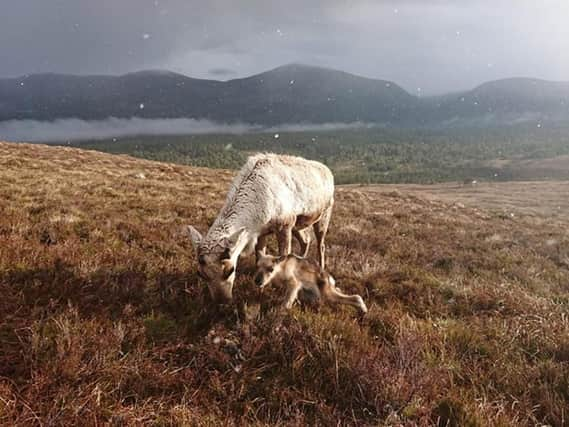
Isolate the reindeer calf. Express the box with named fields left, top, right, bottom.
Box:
left=254, top=252, right=368, bottom=314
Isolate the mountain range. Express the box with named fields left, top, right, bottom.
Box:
left=1, top=64, right=568, bottom=127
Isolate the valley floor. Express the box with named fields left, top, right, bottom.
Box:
left=1, top=142, right=568, bottom=426
left=345, top=180, right=569, bottom=224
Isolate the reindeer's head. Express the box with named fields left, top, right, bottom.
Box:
left=187, top=226, right=248, bottom=303
left=254, top=249, right=282, bottom=288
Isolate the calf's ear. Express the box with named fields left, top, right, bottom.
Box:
left=256, top=247, right=269, bottom=263
left=187, top=226, right=203, bottom=250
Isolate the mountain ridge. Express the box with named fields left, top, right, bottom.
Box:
left=1, top=64, right=568, bottom=126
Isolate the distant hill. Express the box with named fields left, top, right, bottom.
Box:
left=211, top=64, right=416, bottom=125
left=423, top=78, right=569, bottom=126
left=1, top=65, right=568, bottom=126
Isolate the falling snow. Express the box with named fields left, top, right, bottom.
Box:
left=139, top=103, right=145, bottom=109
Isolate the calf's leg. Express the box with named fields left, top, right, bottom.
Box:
left=283, top=277, right=302, bottom=309
left=321, top=276, right=368, bottom=314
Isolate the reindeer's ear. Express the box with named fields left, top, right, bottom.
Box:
left=187, top=226, right=203, bottom=250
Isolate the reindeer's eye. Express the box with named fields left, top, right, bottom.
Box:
left=221, top=248, right=231, bottom=261
left=223, top=266, right=235, bottom=280
left=267, top=267, right=274, bottom=273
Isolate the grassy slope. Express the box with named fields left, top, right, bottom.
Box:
left=1, top=142, right=568, bottom=426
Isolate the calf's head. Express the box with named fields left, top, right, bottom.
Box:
left=187, top=226, right=247, bottom=303
left=254, top=250, right=281, bottom=288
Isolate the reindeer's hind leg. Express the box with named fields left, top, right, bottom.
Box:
left=313, top=203, right=333, bottom=268
left=321, top=275, right=368, bottom=314
left=293, top=228, right=311, bottom=257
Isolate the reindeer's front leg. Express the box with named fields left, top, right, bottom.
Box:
left=255, top=233, right=268, bottom=263
left=277, top=224, right=293, bottom=257
left=293, top=228, right=311, bottom=257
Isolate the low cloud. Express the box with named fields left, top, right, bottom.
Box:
left=268, top=122, right=376, bottom=133
left=0, top=117, right=372, bottom=142
left=438, top=112, right=545, bottom=128
left=208, top=68, right=237, bottom=77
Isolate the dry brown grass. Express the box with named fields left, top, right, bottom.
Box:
left=1, top=141, right=568, bottom=426
left=484, top=154, right=569, bottom=181
left=352, top=180, right=569, bottom=225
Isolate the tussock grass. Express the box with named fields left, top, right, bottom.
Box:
left=1, top=142, right=568, bottom=425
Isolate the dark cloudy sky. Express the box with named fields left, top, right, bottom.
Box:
left=2, top=0, right=568, bottom=94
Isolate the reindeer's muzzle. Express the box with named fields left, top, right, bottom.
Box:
left=208, top=283, right=233, bottom=304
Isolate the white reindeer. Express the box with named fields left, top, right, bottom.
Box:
left=188, top=153, right=334, bottom=303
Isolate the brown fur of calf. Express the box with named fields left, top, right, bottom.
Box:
left=255, top=253, right=368, bottom=314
